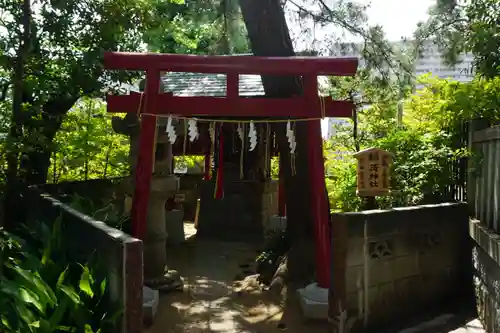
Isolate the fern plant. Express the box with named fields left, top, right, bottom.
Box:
left=0, top=219, right=122, bottom=333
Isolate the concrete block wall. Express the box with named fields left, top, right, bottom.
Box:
left=261, top=180, right=279, bottom=232
left=40, top=175, right=203, bottom=221
left=175, top=174, right=203, bottom=221
left=27, top=189, right=143, bottom=333
left=197, top=180, right=276, bottom=241
left=329, top=203, right=471, bottom=332
left=470, top=219, right=500, bottom=333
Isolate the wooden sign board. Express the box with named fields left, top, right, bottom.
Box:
left=353, top=147, right=393, bottom=197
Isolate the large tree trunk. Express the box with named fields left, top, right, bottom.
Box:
left=23, top=97, right=78, bottom=184
left=3, top=0, right=32, bottom=230
left=239, top=0, right=316, bottom=284
left=4, top=92, right=76, bottom=228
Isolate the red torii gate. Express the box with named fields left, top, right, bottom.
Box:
left=104, top=52, right=358, bottom=289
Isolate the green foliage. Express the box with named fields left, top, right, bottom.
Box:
left=324, top=145, right=362, bottom=212
left=48, top=98, right=129, bottom=183
left=0, top=0, right=153, bottom=98
left=407, top=75, right=500, bottom=128
left=255, top=229, right=289, bottom=285
left=326, top=75, right=499, bottom=212
left=0, top=220, right=121, bottom=333
left=69, top=194, right=129, bottom=232
left=0, top=0, right=157, bottom=186
left=270, top=157, right=279, bottom=180
left=174, top=156, right=205, bottom=173
left=144, top=0, right=249, bottom=54
left=0, top=0, right=250, bottom=189
left=417, top=0, right=500, bottom=78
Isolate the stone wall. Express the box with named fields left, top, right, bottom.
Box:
left=261, top=180, right=279, bottom=232
left=41, top=178, right=123, bottom=204
left=26, top=188, right=143, bottom=333
left=175, top=174, right=203, bottom=221
left=329, top=203, right=472, bottom=332
left=41, top=176, right=278, bottom=242
left=467, top=122, right=500, bottom=333
left=197, top=180, right=273, bottom=241
left=470, top=219, right=500, bottom=333
left=41, top=175, right=202, bottom=219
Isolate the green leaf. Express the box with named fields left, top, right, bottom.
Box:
left=6, top=264, right=57, bottom=308
left=59, top=285, right=81, bottom=305
left=79, top=265, right=95, bottom=298
left=13, top=300, right=37, bottom=330
left=57, top=266, right=69, bottom=286
left=100, top=278, right=107, bottom=296
left=19, top=288, right=45, bottom=313
left=84, top=323, right=96, bottom=333
left=49, top=295, right=71, bottom=328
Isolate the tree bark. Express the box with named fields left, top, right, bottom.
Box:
left=3, top=0, right=32, bottom=230
left=239, top=0, right=316, bottom=284
left=23, top=96, right=78, bottom=185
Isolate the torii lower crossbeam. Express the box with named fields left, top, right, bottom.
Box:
left=107, top=92, right=354, bottom=118
left=104, top=51, right=358, bottom=290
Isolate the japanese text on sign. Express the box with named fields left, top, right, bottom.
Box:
left=354, top=148, right=393, bottom=197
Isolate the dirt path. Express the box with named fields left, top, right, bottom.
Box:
left=145, top=223, right=485, bottom=333
left=145, top=224, right=327, bottom=333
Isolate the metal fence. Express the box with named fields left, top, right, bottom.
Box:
left=441, top=121, right=469, bottom=203
left=469, top=124, right=500, bottom=231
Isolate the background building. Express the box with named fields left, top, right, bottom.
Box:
left=329, top=41, right=475, bottom=88
left=413, top=42, right=474, bottom=89
left=325, top=41, right=475, bottom=138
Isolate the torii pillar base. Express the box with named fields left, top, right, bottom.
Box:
left=297, top=283, right=329, bottom=320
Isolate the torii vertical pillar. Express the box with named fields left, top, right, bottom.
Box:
left=305, top=76, right=330, bottom=289
left=131, top=69, right=158, bottom=240
left=297, top=76, right=331, bottom=320
left=131, top=70, right=183, bottom=292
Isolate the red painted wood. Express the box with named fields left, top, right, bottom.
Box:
left=226, top=72, right=239, bottom=98
left=104, top=52, right=358, bottom=76
left=304, top=76, right=331, bottom=289
left=130, top=70, right=160, bottom=239
left=107, top=93, right=354, bottom=118
left=104, top=51, right=358, bottom=276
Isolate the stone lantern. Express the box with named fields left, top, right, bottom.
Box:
left=111, top=78, right=183, bottom=291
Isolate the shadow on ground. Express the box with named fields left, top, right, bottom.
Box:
left=145, top=224, right=328, bottom=333
left=146, top=223, right=484, bottom=333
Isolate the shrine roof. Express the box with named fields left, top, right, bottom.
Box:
left=161, top=72, right=265, bottom=97
left=159, top=72, right=330, bottom=97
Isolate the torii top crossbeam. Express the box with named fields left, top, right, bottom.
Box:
left=104, top=52, right=358, bottom=75
left=104, top=52, right=358, bottom=118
